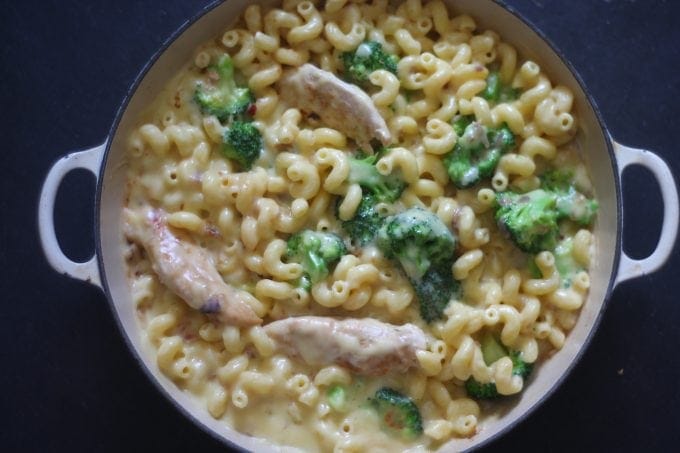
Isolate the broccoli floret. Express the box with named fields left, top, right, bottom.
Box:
left=452, top=114, right=475, bottom=137
left=341, top=41, right=399, bottom=87
left=540, top=169, right=574, bottom=192
left=339, top=194, right=385, bottom=246
left=498, top=170, right=597, bottom=253
left=376, top=208, right=459, bottom=322
left=194, top=54, right=253, bottom=121
left=482, top=71, right=502, bottom=101
left=482, top=71, right=520, bottom=103
left=496, top=183, right=597, bottom=254
left=489, top=124, right=517, bottom=151
left=444, top=121, right=516, bottom=188
left=464, top=378, right=501, bottom=400
left=222, top=120, right=262, bottom=170
left=555, top=188, right=599, bottom=226
left=369, top=388, right=423, bottom=439
left=327, top=385, right=347, bottom=412
left=509, top=350, right=533, bottom=380
left=348, top=151, right=406, bottom=203
left=465, top=333, right=533, bottom=400
left=540, top=169, right=598, bottom=226
left=286, top=230, right=347, bottom=286
left=376, top=208, right=456, bottom=281
left=412, top=259, right=460, bottom=323
left=495, top=189, right=560, bottom=253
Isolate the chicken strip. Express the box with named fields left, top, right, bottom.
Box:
left=279, top=64, right=391, bottom=150
left=264, top=316, right=427, bottom=376
left=123, top=207, right=262, bottom=326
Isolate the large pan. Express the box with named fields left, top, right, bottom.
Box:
left=38, top=0, right=679, bottom=450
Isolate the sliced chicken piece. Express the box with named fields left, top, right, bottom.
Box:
left=123, top=207, right=262, bottom=327
left=264, top=316, right=427, bottom=376
left=279, top=64, right=391, bottom=150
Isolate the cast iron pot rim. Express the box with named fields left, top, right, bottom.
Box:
left=93, top=1, right=622, bottom=450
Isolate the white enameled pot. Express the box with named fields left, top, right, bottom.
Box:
left=37, top=0, right=679, bottom=451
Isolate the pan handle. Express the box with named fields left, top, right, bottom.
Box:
left=38, top=144, right=105, bottom=288
left=613, top=142, right=679, bottom=285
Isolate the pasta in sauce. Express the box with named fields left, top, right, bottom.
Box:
left=123, top=1, right=597, bottom=451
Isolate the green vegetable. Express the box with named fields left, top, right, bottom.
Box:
left=341, top=41, right=399, bottom=87
left=327, top=385, right=347, bottom=412
left=339, top=193, right=385, bottom=246
left=539, top=169, right=575, bottom=192
left=452, top=114, right=475, bottom=137
left=541, top=169, right=598, bottom=225
left=464, top=377, right=501, bottom=400
left=222, top=120, right=262, bottom=170
left=376, top=208, right=459, bottom=322
left=465, top=334, right=533, bottom=400
left=496, top=182, right=598, bottom=254
left=444, top=121, right=516, bottom=188
left=348, top=150, right=406, bottom=203
left=497, top=169, right=598, bottom=253
left=194, top=54, right=253, bottom=121
left=369, top=388, right=423, bottom=439
left=495, top=189, right=560, bottom=253
left=482, top=70, right=520, bottom=103
left=480, top=331, right=507, bottom=366
left=286, top=230, right=347, bottom=286
left=412, top=259, right=460, bottom=323
left=555, top=188, right=599, bottom=226
left=376, top=208, right=456, bottom=281
left=509, top=350, right=533, bottom=380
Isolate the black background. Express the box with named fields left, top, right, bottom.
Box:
left=2, top=0, right=679, bottom=451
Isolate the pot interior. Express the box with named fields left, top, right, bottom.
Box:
left=97, top=0, right=619, bottom=450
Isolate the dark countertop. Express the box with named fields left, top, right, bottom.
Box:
left=2, top=1, right=678, bottom=451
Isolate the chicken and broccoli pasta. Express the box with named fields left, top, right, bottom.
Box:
left=123, top=0, right=597, bottom=451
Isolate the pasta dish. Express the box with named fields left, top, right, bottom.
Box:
left=122, top=0, right=598, bottom=451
